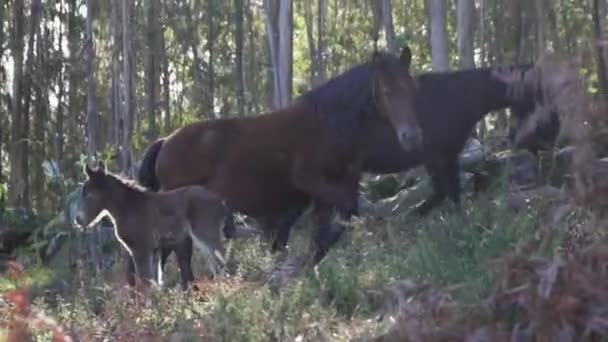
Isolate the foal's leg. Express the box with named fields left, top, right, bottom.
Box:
left=174, top=236, right=195, bottom=290
left=131, top=248, right=157, bottom=287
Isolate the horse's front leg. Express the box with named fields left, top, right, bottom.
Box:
left=291, top=157, right=357, bottom=215
left=414, top=156, right=460, bottom=216
left=310, top=200, right=346, bottom=264
left=131, top=247, right=157, bottom=287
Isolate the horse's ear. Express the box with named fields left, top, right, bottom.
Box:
left=400, top=45, right=412, bottom=71
left=84, top=163, right=95, bottom=178
left=372, top=50, right=381, bottom=64
left=97, top=160, right=107, bottom=174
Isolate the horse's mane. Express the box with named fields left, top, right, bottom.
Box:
left=295, top=61, right=376, bottom=145
left=104, top=171, right=150, bottom=194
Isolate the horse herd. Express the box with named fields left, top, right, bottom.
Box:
left=75, top=45, right=561, bottom=290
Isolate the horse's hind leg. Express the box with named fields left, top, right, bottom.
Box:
left=174, top=236, right=195, bottom=290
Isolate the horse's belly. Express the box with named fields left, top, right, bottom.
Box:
left=207, top=167, right=306, bottom=217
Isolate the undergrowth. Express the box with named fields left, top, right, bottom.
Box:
left=0, top=183, right=569, bottom=341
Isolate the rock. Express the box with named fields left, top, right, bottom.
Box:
left=505, top=185, right=564, bottom=214
left=496, top=150, right=540, bottom=189
left=459, top=138, right=484, bottom=169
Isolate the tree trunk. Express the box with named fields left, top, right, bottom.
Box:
left=85, top=0, right=99, bottom=155
left=33, top=26, right=48, bottom=212
left=0, top=0, right=5, bottom=183
left=145, top=0, right=159, bottom=141
left=303, top=0, right=318, bottom=85
left=263, top=0, right=293, bottom=108
left=54, top=0, right=65, bottom=165
left=457, top=0, right=475, bottom=69
left=317, top=0, right=326, bottom=83
left=111, top=0, right=122, bottom=151
left=593, top=0, right=608, bottom=99
left=235, top=0, right=245, bottom=116
left=181, top=1, right=207, bottom=116
left=121, top=0, right=134, bottom=174
left=382, top=0, right=397, bottom=54
left=429, top=0, right=449, bottom=71
left=160, top=3, right=171, bottom=132
left=207, top=0, right=218, bottom=118
left=534, top=0, right=546, bottom=57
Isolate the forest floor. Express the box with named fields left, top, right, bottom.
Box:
left=2, top=165, right=603, bottom=341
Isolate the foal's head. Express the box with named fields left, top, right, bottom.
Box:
left=371, top=46, right=422, bottom=151
left=75, top=161, right=141, bottom=227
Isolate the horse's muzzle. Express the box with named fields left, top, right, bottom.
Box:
left=397, top=127, right=423, bottom=151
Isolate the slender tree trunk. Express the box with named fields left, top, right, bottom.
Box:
left=263, top=0, right=293, bottom=108
left=0, top=0, right=5, bottom=183
left=593, top=0, right=608, bottom=98
left=145, top=0, right=159, bottom=141
left=534, top=0, right=546, bottom=57
left=55, top=0, right=65, bottom=164
left=235, top=0, right=245, bottom=116
left=33, top=27, right=48, bottom=212
left=246, top=0, right=258, bottom=113
left=429, top=0, right=449, bottom=71
left=111, top=0, right=122, bottom=151
left=303, top=0, right=318, bottom=85
left=85, top=0, right=99, bottom=155
left=181, top=1, right=207, bottom=116
left=382, top=0, right=397, bottom=54
left=66, top=0, right=81, bottom=181
left=121, top=0, right=134, bottom=174
left=316, top=0, right=326, bottom=83
left=457, top=0, right=475, bottom=69
left=160, top=3, right=171, bottom=132
left=207, top=0, right=218, bottom=117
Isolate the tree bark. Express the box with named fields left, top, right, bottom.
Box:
left=54, top=0, right=65, bottom=165
left=207, top=0, right=218, bottom=118
left=534, top=0, right=546, bottom=57
left=160, top=2, right=171, bottom=132
left=263, top=0, right=293, bottom=108
left=457, top=0, right=475, bottom=68
left=429, top=0, right=449, bottom=71
left=121, top=0, right=134, bottom=174
left=382, top=0, right=397, bottom=54
left=303, top=0, right=318, bottom=85
left=593, top=0, right=608, bottom=99
left=145, top=0, right=159, bottom=141
left=0, top=0, right=5, bottom=183
left=316, top=0, right=326, bottom=83
left=111, top=0, right=122, bottom=151
left=85, top=0, right=99, bottom=155
left=235, top=0, right=245, bottom=116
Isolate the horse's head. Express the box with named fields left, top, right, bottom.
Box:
left=495, top=65, right=562, bottom=153
left=371, top=45, right=422, bottom=151
left=75, top=161, right=110, bottom=227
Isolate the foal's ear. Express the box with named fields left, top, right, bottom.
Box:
left=84, top=163, right=96, bottom=178
left=400, top=45, right=412, bottom=71
left=97, top=160, right=107, bottom=174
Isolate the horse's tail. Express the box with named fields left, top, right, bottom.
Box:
left=138, top=138, right=165, bottom=191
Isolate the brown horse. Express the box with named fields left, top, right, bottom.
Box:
left=136, top=47, right=421, bottom=288
left=75, top=161, right=233, bottom=288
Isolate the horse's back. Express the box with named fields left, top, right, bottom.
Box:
left=154, top=105, right=317, bottom=216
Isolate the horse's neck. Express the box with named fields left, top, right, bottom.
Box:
left=103, top=186, right=141, bottom=224
left=476, top=72, right=517, bottom=122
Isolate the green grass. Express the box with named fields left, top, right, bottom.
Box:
left=1, top=185, right=569, bottom=341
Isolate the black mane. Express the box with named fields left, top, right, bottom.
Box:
left=103, top=171, right=151, bottom=194
left=296, top=54, right=397, bottom=145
